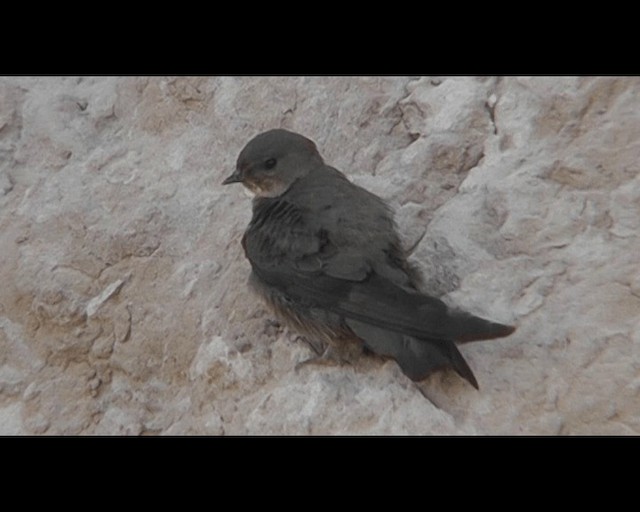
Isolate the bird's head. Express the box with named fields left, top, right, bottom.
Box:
left=222, top=129, right=324, bottom=198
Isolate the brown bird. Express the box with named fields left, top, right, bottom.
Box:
left=222, top=129, right=516, bottom=389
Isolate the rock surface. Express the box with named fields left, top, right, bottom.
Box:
left=1, top=76, right=639, bottom=435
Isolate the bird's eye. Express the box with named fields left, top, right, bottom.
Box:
left=264, top=158, right=277, bottom=170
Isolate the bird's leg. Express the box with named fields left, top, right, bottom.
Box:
left=294, top=343, right=348, bottom=373
left=298, top=335, right=323, bottom=356
left=295, top=345, right=341, bottom=372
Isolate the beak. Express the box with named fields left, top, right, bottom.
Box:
left=222, top=169, right=243, bottom=185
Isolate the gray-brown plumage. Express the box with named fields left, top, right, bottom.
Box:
left=222, top=129, right=516, bottom=389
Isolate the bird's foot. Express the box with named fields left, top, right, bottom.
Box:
left=294, top=345, right=349, bottom=373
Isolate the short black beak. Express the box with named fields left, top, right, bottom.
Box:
left=222, top=170, right=243, bottom=185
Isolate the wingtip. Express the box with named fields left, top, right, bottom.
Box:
left=498, top=323, right=517, bottom=337
left=456, top=320, right=517, bottom=343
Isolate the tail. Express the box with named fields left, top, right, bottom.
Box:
left=394, top=336, right=479, bottom=389
left=346, top=318, right=480, bottom=389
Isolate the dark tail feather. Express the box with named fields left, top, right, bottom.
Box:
left=346, top=318, right=479, bottom=388
left=446, top=342, right=479, bottom=389
left=395, top=337, right=479, bottom=389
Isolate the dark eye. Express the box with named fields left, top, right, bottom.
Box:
left=264, top=158, right=277, bottom=170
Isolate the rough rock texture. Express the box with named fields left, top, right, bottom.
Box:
left=1, top=76, right=639, bottom=435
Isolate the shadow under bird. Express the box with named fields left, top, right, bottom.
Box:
left=222, top=129, right=516, bottom=389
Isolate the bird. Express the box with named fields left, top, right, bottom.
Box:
left=222, top=128, right=516, bottom=389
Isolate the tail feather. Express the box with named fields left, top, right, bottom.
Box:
left=346, top=318, right=480, bottom=389
left=445, top=342, right=479, bottom=389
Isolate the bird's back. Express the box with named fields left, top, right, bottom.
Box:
left=281, top=166, right=421, bottom=288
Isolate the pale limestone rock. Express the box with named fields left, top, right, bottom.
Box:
left=0, top=76, right=638, bottom=435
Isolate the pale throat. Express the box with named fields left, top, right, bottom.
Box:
left=243, top=178, right=292, bottom=198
